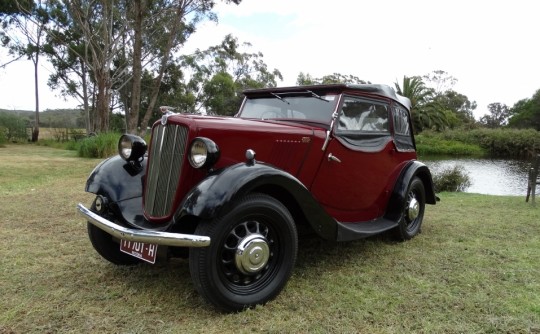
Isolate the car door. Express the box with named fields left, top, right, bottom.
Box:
left=310, top=95, right=406, bottom=222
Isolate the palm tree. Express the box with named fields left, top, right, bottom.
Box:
left=395, top=76, right=448, bottom=132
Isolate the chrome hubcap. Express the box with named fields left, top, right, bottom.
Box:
left=235, top=234, right=270, bottom=275
left=407, top=197, right=420, bottom=221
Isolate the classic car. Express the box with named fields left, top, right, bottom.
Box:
left=77, top=83, right=437, bottom=312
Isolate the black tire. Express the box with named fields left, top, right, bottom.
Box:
left=394, top=177, right=426, bottom=241
left=87, top=203, right=140, bottom=265
left=189, top=193, right=298, bottom=312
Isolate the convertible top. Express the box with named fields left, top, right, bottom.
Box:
left=243, top=83, right=411, bottom=111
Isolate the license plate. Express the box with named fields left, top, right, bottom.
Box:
left=120, top=240, right=158, bottom=264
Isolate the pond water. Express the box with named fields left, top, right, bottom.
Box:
left=421, top=157, right=532, bottom=196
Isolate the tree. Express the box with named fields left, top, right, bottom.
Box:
left=181, top=34, right=282, bottom=116
left=431, top=90, right=476, bottom=126
left=202, top=72, right=237, bottom=115
left=394, top=76, right=448, bottom=132
left=64, top=0, right=131, bottom=133
left=296, top=72, right=369, bottom=85
left=296, top=72, right=316, bottom=85
left=394, top=76, right=432, bottom=110
left=507, top=89, right=540, bottom=130
left=1, top=0, right=51, bottom=141
left=421, top=70, right=476, bottom=129
left=136, top=0, right=242, bottom=134
left=423, top=70, right=457, bottom=96
left=479, top=103, right=510, bottom=128
left=44, top=1, right=95, bottom=134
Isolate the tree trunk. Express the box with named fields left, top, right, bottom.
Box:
left=138, top=5, right=184, bottom=136
left=95, top=68, right=110, bottom=132
left=32, top=51, right=40, bottom=142
left=128, top=0, right=145, bottom=134
left=80, top=57, right=91, bottom=135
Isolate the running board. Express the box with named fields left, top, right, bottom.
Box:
left=336, top=218, right=398, bottom=242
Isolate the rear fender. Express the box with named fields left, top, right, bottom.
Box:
left=175, top=162, right=338, bottom=239
left=385, top=160, right=437, bottom=221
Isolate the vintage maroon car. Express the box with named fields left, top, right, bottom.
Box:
left=77, top=84, right=437, bottom=312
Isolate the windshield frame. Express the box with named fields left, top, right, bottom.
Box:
left=237, top=92, right=340, bottom=127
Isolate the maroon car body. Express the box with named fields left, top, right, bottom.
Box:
left=77, top=84, right=436, bottom=311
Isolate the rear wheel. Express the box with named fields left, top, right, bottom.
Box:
left=189, top=193, right=298, bottom=312
left=87, top=203, right=140, bottom=265
left=394, top=177, right=425, bottom=241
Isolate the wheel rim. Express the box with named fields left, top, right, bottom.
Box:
left=404, top=190, right=421, bottom=232
left=408, top=196, right=420, bottom=221
left=219, top=220, right=278, bottom=293
left=235, top=234, right=270, bottom=274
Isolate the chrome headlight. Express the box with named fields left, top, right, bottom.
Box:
left=118, top=134, right=147, bottom=162
left=188, top=137, right=220, bottom=169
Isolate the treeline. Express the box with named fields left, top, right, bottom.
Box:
left=392, top=71, right=540, bottom=134
left=0, top=108, right=85, bottom=143
left=0, top=108, right=84, bottom=128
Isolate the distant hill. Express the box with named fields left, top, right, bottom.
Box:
left=0, top=108, right=84, bottom=128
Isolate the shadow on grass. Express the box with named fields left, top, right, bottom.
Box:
left=84, top=229, right=405, bottom=316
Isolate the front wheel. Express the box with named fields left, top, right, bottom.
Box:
left=394, top=177, right=426, bottom=241
left=189, top=193, right=298, bottom=312
left=87, top=202, right=140, bottom=265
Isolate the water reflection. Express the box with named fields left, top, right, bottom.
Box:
left=421, top=157, right=531, bottom=196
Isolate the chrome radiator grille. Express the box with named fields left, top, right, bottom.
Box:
left=144, top=123, right=188, bottom=218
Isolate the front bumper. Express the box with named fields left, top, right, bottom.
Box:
left=77, top=203, right=211, bottom=247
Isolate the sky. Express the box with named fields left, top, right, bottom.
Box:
left=1, top=0, right=539, bottom=119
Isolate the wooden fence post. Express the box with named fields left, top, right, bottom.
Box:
left=526, top=154, right=540, bottom=204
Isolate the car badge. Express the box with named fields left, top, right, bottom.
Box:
left=161, top=114, right=168, bottom=125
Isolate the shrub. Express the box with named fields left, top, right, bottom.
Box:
left=416, top=134, right=485, bottom=156
left=77, top=132, right=121, bottom=158
left=0, top=112, right=28, bottom=143
left=0, top=127, right=7, bottom=147
left=432, top=165, right=472, bottom=192
left=418, top=128, right=540, bottom=158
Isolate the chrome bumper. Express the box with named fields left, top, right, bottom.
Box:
left=77, top=203, right=210, bottom=247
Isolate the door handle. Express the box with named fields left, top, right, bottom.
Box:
left=328, top=153, right=341, bottom=163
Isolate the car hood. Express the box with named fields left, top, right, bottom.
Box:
left=165, top=114, right=326, bottom=175
left=168, top=113, right=325, bottom=134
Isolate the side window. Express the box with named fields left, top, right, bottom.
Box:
left=392, top=104, right=415, bottom=151
left=338, top=97, right=389, bottom=132
left=393, top=105, right=410, bottom=135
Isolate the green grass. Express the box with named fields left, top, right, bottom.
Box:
left=1, top=145, right=539, bottom=333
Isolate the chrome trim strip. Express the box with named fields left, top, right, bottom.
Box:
left=77, top=203, right=210, bottom=247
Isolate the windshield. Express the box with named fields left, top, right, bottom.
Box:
left=238, top=94, right=339, bottom=125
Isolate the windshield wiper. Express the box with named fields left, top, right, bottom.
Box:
left=306, top=90, right=329, bottom=102
left=270, top=92, right=290, bottom=105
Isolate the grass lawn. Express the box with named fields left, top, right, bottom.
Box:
left=1, top=144, right=539, bottom=333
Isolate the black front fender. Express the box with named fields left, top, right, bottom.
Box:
left=175, top=161, right=337, bottom=239
left=85, top=155, right=147, bottom=228
left=86, top=155, right=146, bottom=202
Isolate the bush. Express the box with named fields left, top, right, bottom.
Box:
left=432, top=165, right=472, bottom=192
left=0, top=127, right=7, bottom=147
left=0, top=112, right=28, bottom=143
left=77, top=132, right=121, bottom=158
left=416, top=134, right=485, bottom=156
left=418, top=128, right=540, bottom=158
